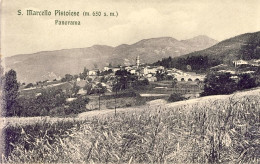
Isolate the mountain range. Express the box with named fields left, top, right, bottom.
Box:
left=4, top=35, right=218, bottom=83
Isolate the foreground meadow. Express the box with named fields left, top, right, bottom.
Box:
left=2, top=91, right=260, bottom=163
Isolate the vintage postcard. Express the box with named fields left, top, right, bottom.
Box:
left=0, top=0, right=260, bottom=163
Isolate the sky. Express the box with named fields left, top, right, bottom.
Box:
left=1, top=0, right=260, bottom=57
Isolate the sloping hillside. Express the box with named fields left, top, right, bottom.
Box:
left=4, top=36, right=217, bottom=83
left=4, top=45, right=114, bottom=83
left=182, top=31, right=260, bottom=63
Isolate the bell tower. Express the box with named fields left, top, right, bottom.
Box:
left=136, top=55, right=140, bottom=68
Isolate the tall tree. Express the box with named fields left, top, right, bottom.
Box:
left=114, top=70, right=132, bottom=91
left=0, top=63, right=4, bottom=116
left=2, top=69, right=19, bottom=116
left=80, top=67, right=89, bottom=80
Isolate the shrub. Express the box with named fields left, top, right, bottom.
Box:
left=237, top=73, right=257, bottom=90
left=132, top=78, right=149, bottom=90
left=201, top=72, right=237, bottom=96
left=65, top=96, right=90, bottom=115
left=168, top=93, right=186, bottom=102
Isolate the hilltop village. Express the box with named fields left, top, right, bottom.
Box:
left=20, top=54, right=260, bottom=101
left=88, top=55, right=205, bottom=82
left=20, top=55, right=206, bottom=99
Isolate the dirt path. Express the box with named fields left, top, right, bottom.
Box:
left=1, top=87, right=260, bottom=127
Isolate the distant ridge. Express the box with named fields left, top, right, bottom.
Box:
left=181, top=35, right=218, bottom=49
left=4, top=35, right=218, bottom=83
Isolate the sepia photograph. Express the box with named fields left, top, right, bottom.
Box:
left=0, top=0, right=259, bottom=163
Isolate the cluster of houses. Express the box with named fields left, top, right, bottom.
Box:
left=233, top=59, right=260, bottom=67
left=85, top=55, right=206, bottom=82
left=210, top=59, right=260, bottom=75
left=87, top=58, right=260, bottom=79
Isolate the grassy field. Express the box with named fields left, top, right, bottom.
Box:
left=2, top=89, right=260, bottom=163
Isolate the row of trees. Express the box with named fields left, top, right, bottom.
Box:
left=201, top=71, right=260, bottom=96
left=153, top=56, right=221, bottom=72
